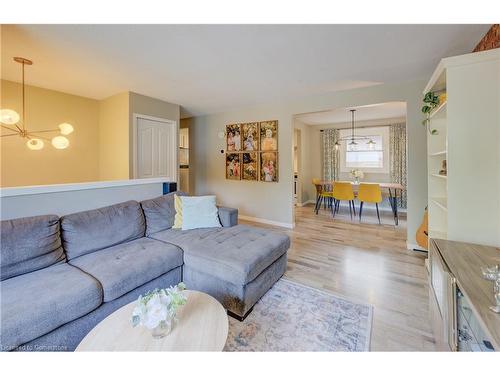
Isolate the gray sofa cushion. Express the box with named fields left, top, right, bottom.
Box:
left=0, top=263, right=102, bottom=350
left=61, top=200, right=145, bottom=260
left=1, top=215, right=65, bottom=281
left=149, top=225, right=290, bottom=285
left=140, top=191, right=187, bottom=235
left=69, top=237, right=183, bottom=302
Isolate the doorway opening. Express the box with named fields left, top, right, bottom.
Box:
left=292, top=101, right=408, bottom=231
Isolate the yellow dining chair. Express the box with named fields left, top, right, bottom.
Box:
left=358, top=183, right=383, bottom=224
left=332, top=182, right=355, bottom=219
left=313, top=179, right=335, bottom=214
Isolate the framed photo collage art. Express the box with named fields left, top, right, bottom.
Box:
left=225, top=120, right=278, bottom=182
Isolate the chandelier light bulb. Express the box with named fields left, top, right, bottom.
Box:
left=367, top=139, right=375, bottom=150
left=58, top=123, right=74, bottom=135
left=52, top=136, right=70, bottom=149
left=348, top=140, right=357, bottom=151
left=0, top=109, right=20, bottom=125
left=334, top=141, right=340, bottom=151
left=26, top=138, right=44, bottom=150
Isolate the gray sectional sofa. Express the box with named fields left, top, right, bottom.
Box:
left=0, top=192, right=290, bottom=351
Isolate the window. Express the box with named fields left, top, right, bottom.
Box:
left=339, top=126, right=390, bottom=174
left=345, top=135, right=383, bottom=169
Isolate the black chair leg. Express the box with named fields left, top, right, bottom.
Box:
left=359, top=201, right=364, bottom=221
left=330, top=199, right=335, bottom=217
left=315, top=196, right=323, bottom=214
left=376, top=203, right=381, bottom=224
left=352, top=200, right=356, bottom=216
left=348, top=200, right=353, bottom=220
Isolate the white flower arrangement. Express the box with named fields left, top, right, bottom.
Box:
left=132, top=282, right=187, bottom=331
left=350, top=169, right=364, bottom=179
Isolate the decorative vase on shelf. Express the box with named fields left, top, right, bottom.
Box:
left=131, top=282, right=187, bottom=339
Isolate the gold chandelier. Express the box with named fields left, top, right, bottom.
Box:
left=0, top=57, right=74, bottom=150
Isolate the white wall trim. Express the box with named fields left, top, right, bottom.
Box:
left=239, top=214, right=295, bottom=229
left=296, top=200, right=316, bottom=207
left=132, top=113, right=178, bottom=181
left=0, top=177, right=171, bottom=198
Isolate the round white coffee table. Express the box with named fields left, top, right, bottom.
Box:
left=76, top=290, right=228, bottom=351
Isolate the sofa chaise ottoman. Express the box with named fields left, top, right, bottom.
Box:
left=141, top=193, right=290, bottom=320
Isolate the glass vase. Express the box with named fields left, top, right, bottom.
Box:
left=151, top=318, right=173, bottom=339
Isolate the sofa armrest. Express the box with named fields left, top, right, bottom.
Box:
left=218, top=206, right=238, bottom=227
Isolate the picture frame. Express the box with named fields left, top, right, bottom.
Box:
left=260, top=152, right=278, bottom=182
left=259, top=120, right=278, bottom=151
left=225, top=153, right=241, bottom=180
left=226, top=124, right=241, bottom=151
left=242, top=152, right=258, bottom=181
left=241, top=122, right=260, bottom=151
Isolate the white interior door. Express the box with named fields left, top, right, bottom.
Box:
left=135, top=116, right=177, bottom=180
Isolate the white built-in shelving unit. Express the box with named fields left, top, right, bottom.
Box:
left=424, top=48, right=500, bottom=247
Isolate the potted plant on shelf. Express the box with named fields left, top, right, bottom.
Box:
left=421, top=91, right=440, bottom=135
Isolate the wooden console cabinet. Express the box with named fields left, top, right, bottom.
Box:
left=428, top=239, right=499, bottom=351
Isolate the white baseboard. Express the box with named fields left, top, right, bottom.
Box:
left=296, top=200, right=315, bottom=207
left=407, top=241, right=427, bottom=252
left=239, top=215, right=295, bottom=229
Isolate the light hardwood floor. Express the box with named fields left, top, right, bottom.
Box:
left=241, top=203, right=436, bottom=351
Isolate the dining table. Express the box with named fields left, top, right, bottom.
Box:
left=313, top=180, right=405, bottom=225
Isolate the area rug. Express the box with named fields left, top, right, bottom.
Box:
left=224, top=278, right=373, bottom=351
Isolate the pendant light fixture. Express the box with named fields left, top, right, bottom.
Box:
left=0, top=57, right=74, bottom=150
left=334, top=109, right=375, bottom=151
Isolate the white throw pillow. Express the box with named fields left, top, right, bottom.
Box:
left=180, top=195, right=222, bottom=230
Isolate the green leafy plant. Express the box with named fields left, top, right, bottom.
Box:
left=421, top=91, right=440, bottom=135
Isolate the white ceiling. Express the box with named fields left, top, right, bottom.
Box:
left=295, top=101, right=407, bottom=126
left=1, top=24, right=490, bottom=118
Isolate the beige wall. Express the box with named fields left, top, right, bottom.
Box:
left=1, top=83, right=180, bottom=185
left=99, top=92, right=130, bottom=180
left=1, top=80, right=100, bottom=187
left=189, top=105, right=293, bottom=226
left=188, top=79, right=427, bottom=244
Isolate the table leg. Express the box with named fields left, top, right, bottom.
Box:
left=393, top=189, right=399, bottom=226
left=388, top=188, right=399, bottom=226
